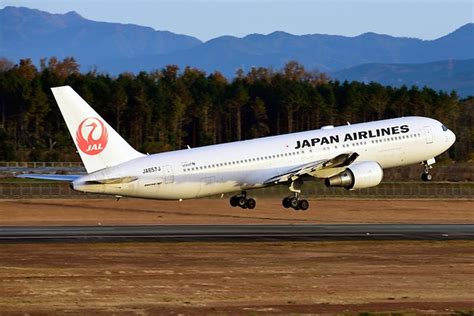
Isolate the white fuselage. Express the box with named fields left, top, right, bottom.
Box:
left=72, top=116, right=455, bottom=199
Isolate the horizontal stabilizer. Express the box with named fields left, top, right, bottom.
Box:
left=16, top=174, right=82, bottom=182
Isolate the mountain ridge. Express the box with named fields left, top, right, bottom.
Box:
left=332, top=59, right=474, bottom=97
left=1, top=6, right=473, bottom=95
left=0, top=6, right=202, bottom=67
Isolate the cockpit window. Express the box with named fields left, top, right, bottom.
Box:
left=441, top=125, right=448, bottom=132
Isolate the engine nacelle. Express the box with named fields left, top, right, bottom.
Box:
left=324, top=161, right=383, bottom=190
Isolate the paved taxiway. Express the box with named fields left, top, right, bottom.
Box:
left=1, top=224, right=473, bottom=241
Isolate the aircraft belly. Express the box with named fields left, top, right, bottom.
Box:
left=102, top=181, right=137, bottom=197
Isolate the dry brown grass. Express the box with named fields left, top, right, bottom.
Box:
left=1, top=241, right=473, bottom=315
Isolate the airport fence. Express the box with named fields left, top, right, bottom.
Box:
left=0, top=161, right=83, bottom=168
left=0, top=182, right=98, bottom=199
left=0, top=181, right=472, bottom=199
left=253, top=181, right=473, bottom=199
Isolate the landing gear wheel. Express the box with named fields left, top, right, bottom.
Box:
left=230, top=191, right=256, bottom=210
left=237, top=197, right=247, bottom=207
left=298, top=199, right=309, bottom=211
left=230, top=196, right=239, bottom=207
left=282, top=197, right=291, bottom=208
left=290, top=197, right=299, bottom=210
left=245, top=198, right=256, bottom=210
left=421, top=173, right=433, bottom=182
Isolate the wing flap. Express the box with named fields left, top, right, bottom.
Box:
left=264, top=152, right=359, bottom=184
left=322, top=152, right=359, bottom=168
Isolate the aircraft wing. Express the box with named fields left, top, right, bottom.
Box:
left=16, top=174, right=82, bottom=182
left=264, top=152, right=359, bottom=184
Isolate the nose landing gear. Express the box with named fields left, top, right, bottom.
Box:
left=421, top=171, right=433, bottom=182
left=230, top=191, right=256, bottom=209
left=421, top=158, right=435, bottom=182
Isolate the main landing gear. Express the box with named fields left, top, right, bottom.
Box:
left=421, top=158, right=435, bottom=182
left=230, top=191, right=256, bottom=210
left=282, top=179, right=309, bottom=211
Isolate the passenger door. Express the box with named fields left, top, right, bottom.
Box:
left=423, top=127, right=433, bottom=144
left=163, top=165, right=174, bottom=184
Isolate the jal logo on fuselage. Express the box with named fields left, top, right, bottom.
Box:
left=76, top=117, right=108, bottom=155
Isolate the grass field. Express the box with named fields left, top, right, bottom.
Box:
left=1, top=241, right=473, bottom=315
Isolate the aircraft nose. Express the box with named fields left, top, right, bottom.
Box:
left=448, top=129, right=456, bottom=146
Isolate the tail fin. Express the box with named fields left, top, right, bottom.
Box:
left=51, top=86, right=144, bottom=173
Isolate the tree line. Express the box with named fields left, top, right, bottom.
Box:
left=0, top=57, right=471, bottom=162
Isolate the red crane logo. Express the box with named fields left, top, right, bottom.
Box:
left=76, top=117, right=108, bottom=155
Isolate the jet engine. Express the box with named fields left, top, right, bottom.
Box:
left=324, top=161, right=383, bottom=190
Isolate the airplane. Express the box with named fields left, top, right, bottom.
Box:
left=18, top=86, right=456, bottom=210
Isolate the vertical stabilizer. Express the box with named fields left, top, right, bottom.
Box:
left=51, top=86, right=144, bottom=173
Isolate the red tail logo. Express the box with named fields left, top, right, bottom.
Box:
left=76, top=117, right=108, bottom=155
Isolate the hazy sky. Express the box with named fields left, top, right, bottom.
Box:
left=2, top=0, right=473, bottom=41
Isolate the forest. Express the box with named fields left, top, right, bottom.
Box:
left=0, top=57, right=472, bottom=162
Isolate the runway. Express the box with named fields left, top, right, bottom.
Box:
left=1, top=224, right=474, bottom=242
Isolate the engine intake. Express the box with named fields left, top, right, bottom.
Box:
left=325, top=161, right=383, bottom=190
